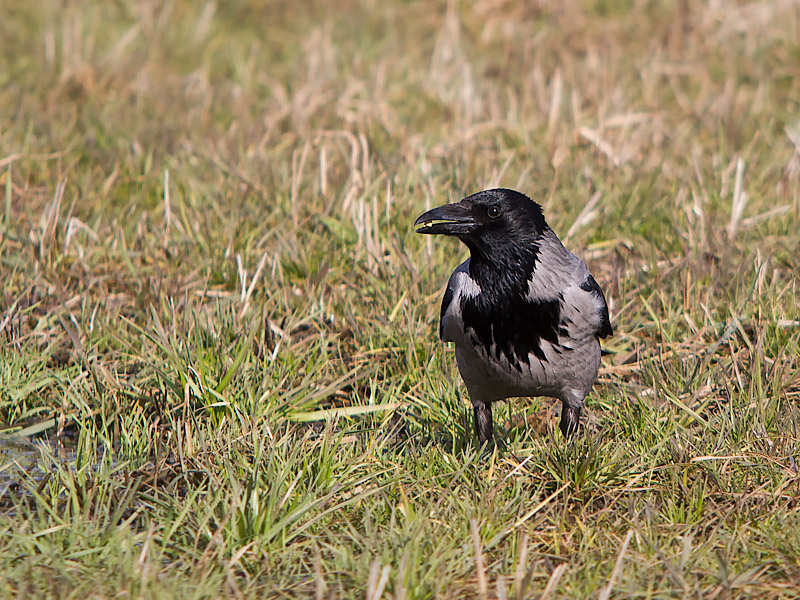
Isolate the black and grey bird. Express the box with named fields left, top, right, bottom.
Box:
left=414, top=188, right=613, bottom=446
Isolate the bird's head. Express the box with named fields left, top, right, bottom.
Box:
left=414, top=188, right=549, bottom=261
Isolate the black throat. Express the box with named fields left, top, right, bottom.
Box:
left=464, top=236, right=542, bottom=299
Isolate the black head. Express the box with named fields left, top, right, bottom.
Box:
left=414, top=188, right=549, bottom=262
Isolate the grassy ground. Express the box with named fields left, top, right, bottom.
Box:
left=1, top=0, right=800, bottom=597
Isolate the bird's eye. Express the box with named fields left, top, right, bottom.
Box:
left=487, top=205, right=501, bottom=219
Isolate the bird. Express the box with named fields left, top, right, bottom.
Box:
left=414, top=188, right=613, bottom=446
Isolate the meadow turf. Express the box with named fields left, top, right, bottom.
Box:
left=1, top=0, right=800, bottom=597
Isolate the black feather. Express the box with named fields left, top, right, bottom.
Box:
left=439, top=286, right=454, bottom=341
left=461, top=293, right=562, bottom=369
left=579, top=274, right=613, bottom=339
left=460, top=238, right=570, bottom=370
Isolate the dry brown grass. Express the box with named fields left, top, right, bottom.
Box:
left=1, top=0, right=800, bottom=597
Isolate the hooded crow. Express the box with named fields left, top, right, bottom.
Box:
left=415, top=188, right=613, bottom=446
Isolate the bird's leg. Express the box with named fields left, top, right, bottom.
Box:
left=559, top=402, right=581, bottom=437
left=473, top=400, right=494, bottom=446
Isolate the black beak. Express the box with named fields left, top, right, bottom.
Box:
left=414, top=201, right=477, bottom=236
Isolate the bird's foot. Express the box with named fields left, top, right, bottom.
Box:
left=559, top=404, right=582, bottom=437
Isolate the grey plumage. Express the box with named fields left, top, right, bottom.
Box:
left=415, top=188, right=612, bottom=445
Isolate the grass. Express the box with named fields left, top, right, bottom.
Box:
left=1, top=0, right=800, bottom=597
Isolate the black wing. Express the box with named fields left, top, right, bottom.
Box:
left=439, top=285, right=454, bottom=341
left=579, top=274, right=613, bottom=339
